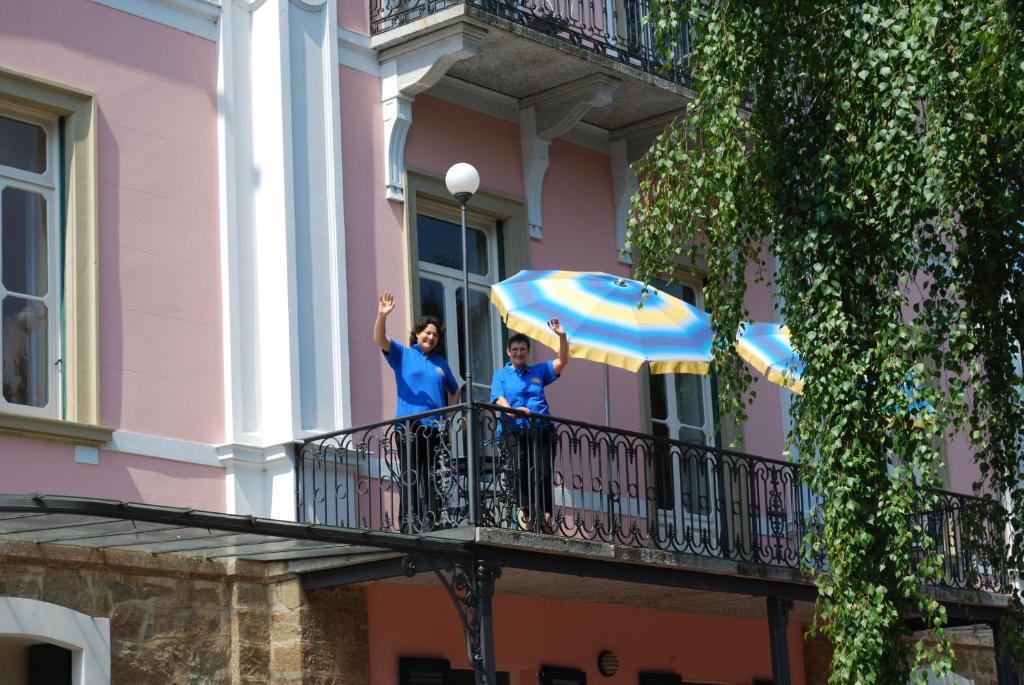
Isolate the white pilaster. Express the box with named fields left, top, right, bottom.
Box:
left=217, top=0, right=350, bottom=518
left=379, top=23, right=487, bottom=201
left=519, top=74, right=620, bottom=239
left=609, top=139, right=638, bottom=263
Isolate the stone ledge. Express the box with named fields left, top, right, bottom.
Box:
left=0, top=412, right=114, bottom=447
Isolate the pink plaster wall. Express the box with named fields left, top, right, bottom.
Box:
left=0, top=434, right=224, bottom=511
left=369, top=583, right=806, bottom=684
left=341, top=65, right=405, bottom=426
left=405, top=95, right=524, bottom=197
left=339, top=0, right=370, bottom=34
left=742, top=260, right=787, bottom=459
left=946, top=431, right=982, bottom=493
left=0, top=0, right=223, bottom=445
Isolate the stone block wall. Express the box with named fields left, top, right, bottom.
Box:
left=802, top=625, right=1001, bottom=685
left=0, top=540, right=369, bottom=684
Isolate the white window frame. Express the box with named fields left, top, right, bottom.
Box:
left=414, top=199, right=504, bottom=398
left=646, top=279, right=718, bottom=527
left=0, top=102, right=62, bottom=419
left=0, top=597, right=110, bottom=684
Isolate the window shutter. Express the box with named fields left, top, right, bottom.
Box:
left=639, top=673, right=682, bottom=685
left=540, top=665, right=587, bottom=685
left=399, top=657, right=451, bottom=685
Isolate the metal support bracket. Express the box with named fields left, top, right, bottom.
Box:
left=436, top=558, right=502, bottom=685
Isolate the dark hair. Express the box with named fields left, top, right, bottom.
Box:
left=409, top=315, right=444, bottom=347
left=507, top=333, right=530, bottom=350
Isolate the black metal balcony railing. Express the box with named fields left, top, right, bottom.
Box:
left=296, top=403, right=1011, bottom=594
left=370, top=1, right=692, bottom=88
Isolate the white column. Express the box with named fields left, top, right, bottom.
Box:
left=217, top=0, right=350, bottom=519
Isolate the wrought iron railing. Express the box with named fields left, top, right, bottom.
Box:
left=369, top=1, right=692, bottom=88
left=296, top=403, right=1010, bottom=593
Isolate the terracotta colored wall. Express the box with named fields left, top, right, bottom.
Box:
left=0, top=0, right=223, bottom=445
left=369, top=583, right=806, bottom=684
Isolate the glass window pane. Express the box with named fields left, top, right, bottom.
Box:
left=651, top=422, right=674, bottom=510
left=674, top=373, right=705, bottom=428
left=0, top=115, right=46, bottom=174
left=655, top=280, right=696, bottom=306
left=2, top=187, right=48, bottom=296
left=3, top=297, right=48, bottom=407
left=455, top=287, right=493, bottom=384
left=419, top=277, right=446, bottom=356
left=649, top=372, right=667, bottom=420
left=678, top=426, right=705, bottom=445
left=416, top=214, right=488, bottom=276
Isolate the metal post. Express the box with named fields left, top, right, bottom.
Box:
left=460, top=200, right=480, bottom=525
left=767, top=595, right=793, bottom=685
left=992, top=620, right=1020, bottom=685
left=404, top=422, right=414, bottom=532
left=604, top=365, right=611, bottom=426
left=476, top=563, right=498, bottom=685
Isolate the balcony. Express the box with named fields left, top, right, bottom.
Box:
left=370, top=0, right=694, bottom=132
left=296, top=402, right=1011, bottom=597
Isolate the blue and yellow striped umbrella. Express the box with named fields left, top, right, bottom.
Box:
left=490, top=270, right=712, bottom=374
left=735, top=322, right=805, bottom=393
left=736, top=323, right=934, bottom=425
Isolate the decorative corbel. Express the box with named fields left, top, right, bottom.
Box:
left=519, top=74, right=620, bottom=239
left=609, top=110, right=684, bottom=263
left=380, top=23, right=488, bottom=201
left=435, top=559, right=501, bottom=684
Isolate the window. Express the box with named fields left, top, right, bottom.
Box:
left=0, top=107, right=60, bottom=416
left=647, top=280, right=719, bottom=509
left=398, top=657, right=511, bottom=684
left=0, top=67, right=108, bottom=444
left=415, top=200, right=503, bottom=400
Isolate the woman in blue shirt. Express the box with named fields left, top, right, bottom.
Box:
left=490, top=320, right=568, bottom=532
left=374, top=291, right=459, bottom=532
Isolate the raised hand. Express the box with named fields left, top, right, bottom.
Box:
left=548, top=318, right=566, bottom=337
left=378, top=291, right=396, bottom=317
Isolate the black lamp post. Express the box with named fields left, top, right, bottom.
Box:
left=445, top=162, right=481, bottom=524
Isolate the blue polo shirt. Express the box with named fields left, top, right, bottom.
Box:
left=383, top=339, right=459, bottom=426
left=489, top=360, right=559, bottom=430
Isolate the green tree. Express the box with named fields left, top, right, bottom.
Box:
left=628, top=2, right=1024, bottom=682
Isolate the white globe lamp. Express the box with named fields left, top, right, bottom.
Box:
left=445, top=162, right=480, bottom=203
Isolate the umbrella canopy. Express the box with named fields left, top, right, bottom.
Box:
left=735, top=322, right=804, bottom=393
left=490, top=270, right=713, bottom=374
left=736, top=321, right=934, bottom=425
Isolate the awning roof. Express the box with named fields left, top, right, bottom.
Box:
left=0, top=494, right=471, bottom=563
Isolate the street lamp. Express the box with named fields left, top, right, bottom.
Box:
left=445, top=162, right=481, bottom=526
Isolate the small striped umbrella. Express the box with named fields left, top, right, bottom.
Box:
left=736, top=321, right=934, bottom=424
left=735, top=322, right=804, bottom=393
left=491, top=270, right=713, bottom=424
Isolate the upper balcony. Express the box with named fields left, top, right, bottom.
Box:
left=369, top=0, right=694, bottom=133
left=296, top=402, right=1012, bottom=603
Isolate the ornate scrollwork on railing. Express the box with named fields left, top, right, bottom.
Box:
left=296, top=402, right=1011, bottom=594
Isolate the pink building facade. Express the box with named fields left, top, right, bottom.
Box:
left=0, top=1, right=1011, bottom=683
